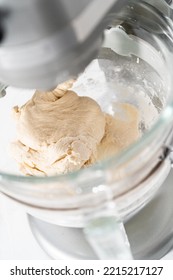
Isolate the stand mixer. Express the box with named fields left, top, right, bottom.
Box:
left=1, top=0, right=173, bottom=260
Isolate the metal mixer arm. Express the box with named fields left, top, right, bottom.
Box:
left=0, top=0, right=127, bottom=90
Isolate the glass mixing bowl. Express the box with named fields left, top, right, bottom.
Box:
left=0, top=0, right=173, bottom=259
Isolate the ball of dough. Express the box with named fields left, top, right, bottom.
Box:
left=11, top=80, right=106, bottom=175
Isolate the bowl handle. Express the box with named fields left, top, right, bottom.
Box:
left=83, top=202, right=133, bottom=260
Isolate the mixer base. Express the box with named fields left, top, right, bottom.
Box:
left=27, top=170, right=173, bottom=260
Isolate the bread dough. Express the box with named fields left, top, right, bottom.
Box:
left=97, top=103, right=140, bottom=161
left=11, top=81, right=140, bottom=176
left=11, top=80, right=106, bottom=175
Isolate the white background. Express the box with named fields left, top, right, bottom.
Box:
left=0, top=192, right=50, bottom=260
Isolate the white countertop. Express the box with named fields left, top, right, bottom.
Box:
left=0, top=192, right=50, bottom=260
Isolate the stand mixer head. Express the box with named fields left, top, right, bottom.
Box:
left=0, top=0, right=128, bottom=90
